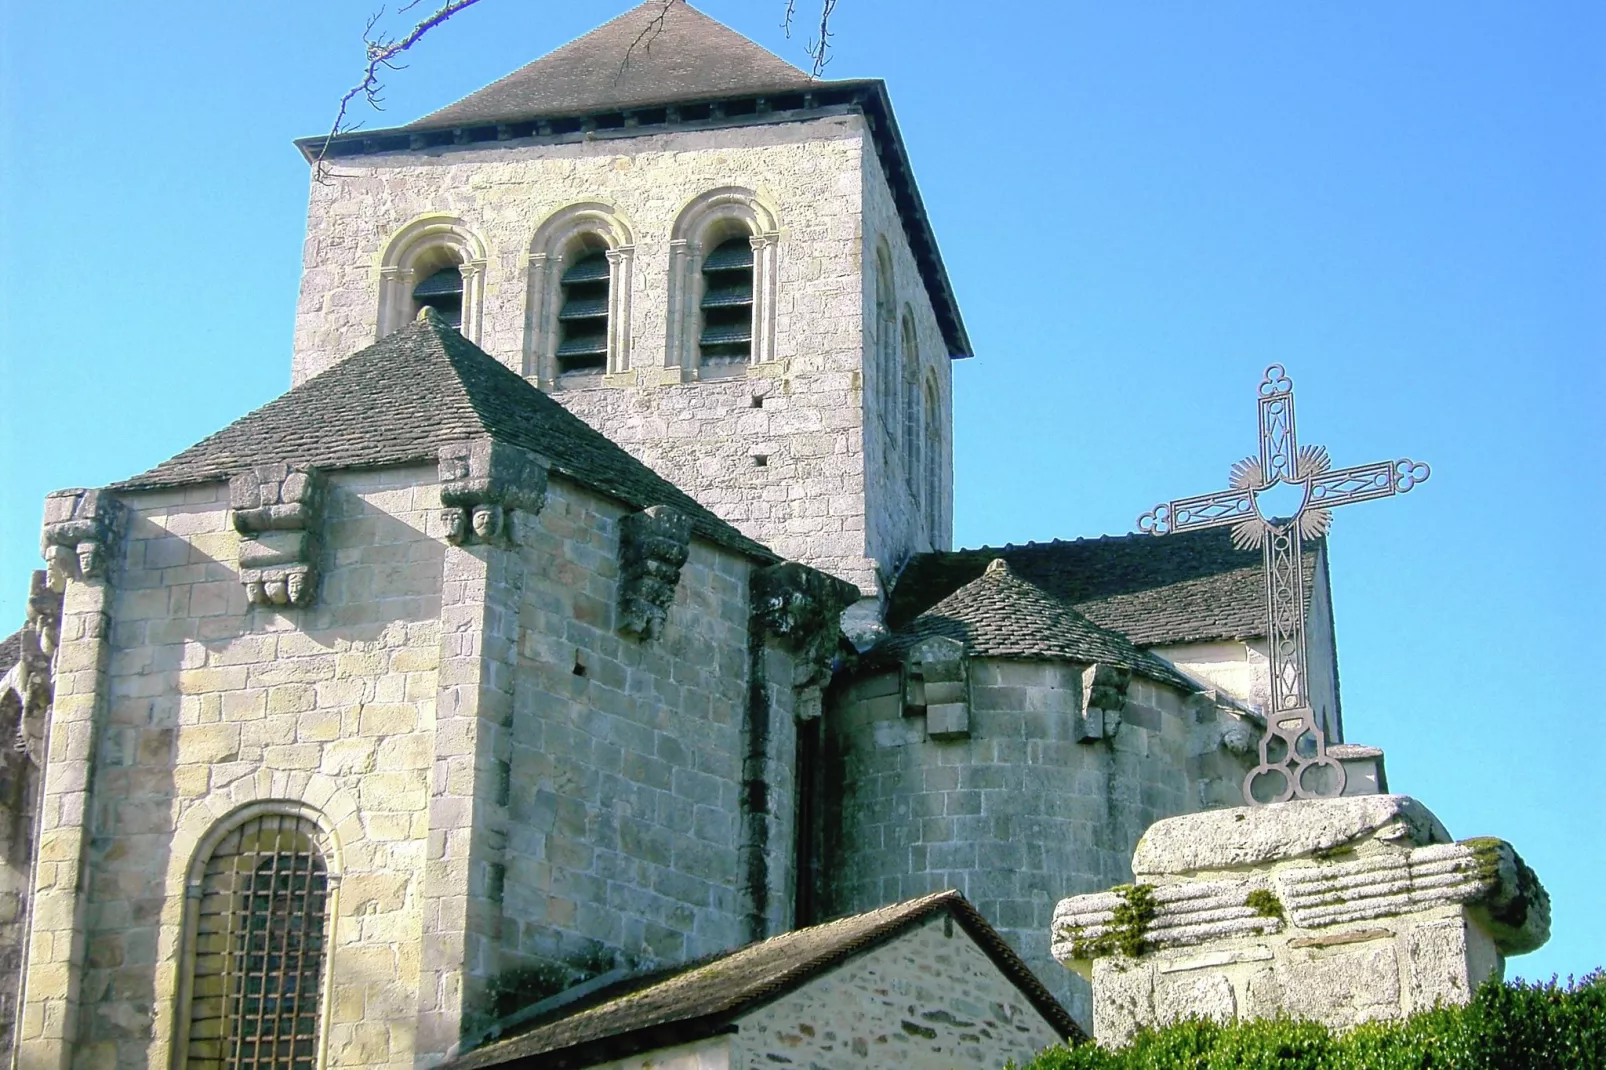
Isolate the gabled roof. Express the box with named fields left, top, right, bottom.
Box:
left=413, top=2, right=814, bottom=127
left=879, top=559, right=1196, bottom=690
left=447, top=890, right=1080, bottom=1069
left=296, top=6, right=972, bottom=358
left=114, top=312, right=776, bottom=562
left=889, top=528, right=1323, bottom=648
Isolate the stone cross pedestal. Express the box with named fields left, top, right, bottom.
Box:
left=1052, top=795, right=1550, bottom=1046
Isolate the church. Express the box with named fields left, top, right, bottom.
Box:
left=0, top=4, right=1396, bottom=1067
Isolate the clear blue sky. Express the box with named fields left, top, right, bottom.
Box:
left=2, top=1, right=1601, bottom=983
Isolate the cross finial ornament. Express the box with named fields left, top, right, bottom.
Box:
left=1138, top=365, right=1430, bottom=804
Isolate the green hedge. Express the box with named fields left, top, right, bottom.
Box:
left=1015, top=971, right=1605, bottom=1070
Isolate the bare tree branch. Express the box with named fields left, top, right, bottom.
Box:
left=314, top=0, right=488, bottom=181
left=319, top=0, right=841, bottom=181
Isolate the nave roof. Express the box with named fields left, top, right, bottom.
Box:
left=115, top=311, right=777, bottom=562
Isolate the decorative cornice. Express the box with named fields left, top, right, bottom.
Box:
left=40, top=487, right=125, bottom=586
left=617, top=506, right=692, bottom=641
left=751, top=562, right=860, bottom=688
left=438, top=439, right=549, bottom=547
left=1076, top=663, right=1131, bottom=743
left=230, top=464, right=327, bottom=608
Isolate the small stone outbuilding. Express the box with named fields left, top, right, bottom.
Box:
left=447, top=890, right=1080, bottom=1070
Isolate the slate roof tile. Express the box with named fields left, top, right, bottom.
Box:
left=879, top=559, right=1196, bottom=690
left=114, top=312, right=776, bottom=562
left=447, top=889, right=1079, bottom=1069
left=412, top=2, right=815, bottom=128
left=889, top=528, right=1321, bottom=648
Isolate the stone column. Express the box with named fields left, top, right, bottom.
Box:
left=414, top=441, right=546, bottom=1060
left=16, top=490, right=123, bottom=1069
left=1052, top=794, right=1550, bottom=1047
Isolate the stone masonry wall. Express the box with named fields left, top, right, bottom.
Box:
left=491, top=478, right=802, bottom=1019
left=39, top=467, right=444, bottom=1069
left=294, top=113, right=952, bottom=593
left=735, top=915, right=1062, bottom=1069
left=858, top=135, right=953, bottom=572
left=825, top=660, right=1251, bottom=1029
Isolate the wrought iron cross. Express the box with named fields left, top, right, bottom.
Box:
left=1138, top=365, right=1429, bottom=804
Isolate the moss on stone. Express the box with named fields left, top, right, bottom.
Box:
left=1061, top=884, right=1158, bottom=960
left=1244, top=888, right=1284, bottom=920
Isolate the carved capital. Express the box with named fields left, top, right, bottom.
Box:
left=230, top=464, right=326, bottom=608
left=751, top=562, right=859, bottom=687
left=617, top=506, right=692, bottom=640
left=41, top=487, right=125, bottom=586
left=1076, top=663, right=1131, bottom=742
left=438, top=439, right=549, bottom=547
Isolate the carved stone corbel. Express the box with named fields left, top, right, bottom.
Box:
left=231, top=464, right=326, bottom=608
left=617, top=505, right=691, bottom=640
left=902, top=635, right=970, bottom=740
left=438, top=439, right=549, bottom=547
left=12, top=570, right=60, bottom=764
left=751, top=562, right=860, bottom=688
left=40, top=488, right=125, bottom=587
left=1076, top=663, right=1131, bottom=742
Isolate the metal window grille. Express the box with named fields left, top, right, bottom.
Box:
left=187, top=814, right=329, bottom=1070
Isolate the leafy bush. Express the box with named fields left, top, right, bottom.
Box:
left=1014, top=971, right=1604, bottom=1070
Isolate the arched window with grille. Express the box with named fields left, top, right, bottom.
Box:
left=698, top=232, right=755, bottom=371
left=179, top=807, right=335, bottom=1070
left=556, top=239, right=611, bottom=377
left=901, top=312, right=921, bottom=497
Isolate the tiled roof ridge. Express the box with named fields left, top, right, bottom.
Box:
left=409, top=0, right=813, bottom=129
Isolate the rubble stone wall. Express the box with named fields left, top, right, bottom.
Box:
left=736, top=914, right=1062, bottom=1069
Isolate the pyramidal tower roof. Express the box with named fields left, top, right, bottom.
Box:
left=414, top=2, right=816, bottom=127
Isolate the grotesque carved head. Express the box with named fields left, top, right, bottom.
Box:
left=471, top=505, right=501, bottom=541
left=286, top=571, right=310, bottom=606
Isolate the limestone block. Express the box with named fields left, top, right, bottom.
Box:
left=925, top=703, right=969, bottom=741
left=1055, top=795, right=1550, bottom=1044
left=1130, top=794, right=1451, bottom=878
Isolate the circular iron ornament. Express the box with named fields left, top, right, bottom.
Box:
left=1138, top=364, right=1431, bottom=806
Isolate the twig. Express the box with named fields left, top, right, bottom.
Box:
left=313, top=0, right=487, bottom=182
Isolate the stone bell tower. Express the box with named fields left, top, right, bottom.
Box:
left=291, top=2, right=970, bottom=608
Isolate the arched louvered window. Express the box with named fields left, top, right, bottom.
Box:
left=901, top=313, right=921, bottom=496
left=184, top=811, right=332, bottom=1070
left=412, top=265, right=464, bottom=329
left=874, top=243, right=897, bottom=469
left=557, top=245, right=611, bottom=376
left=699, top=236, right=755, bottom=368
left=924, top=374, right=942, bottom=544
